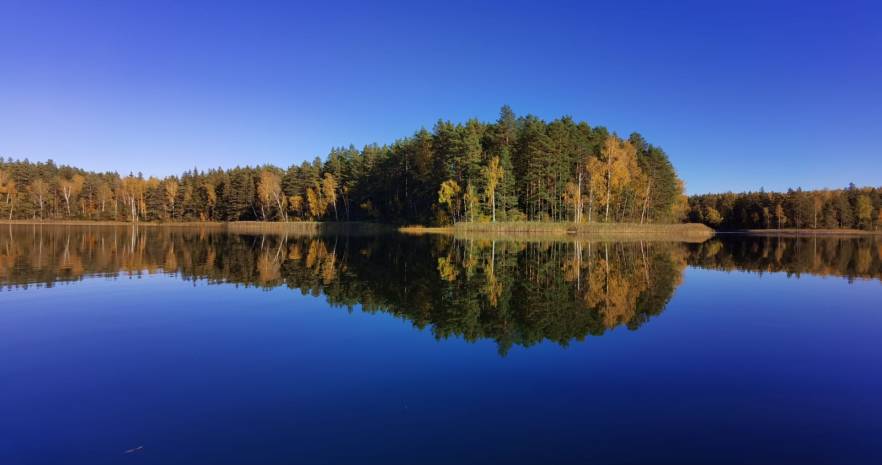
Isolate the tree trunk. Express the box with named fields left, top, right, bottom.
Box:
left=640, top=179, right=651, bottom=224
left=587, top=180, right=594, bottom=224
left=274, top=195, right=286, bottom=222
left=63, top=187, right=71, bottom=217
left=491, top=189, right=496, bottom=223
left=605, top=158, right=612, bottom=223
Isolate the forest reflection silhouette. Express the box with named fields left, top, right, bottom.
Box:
left=3, top=225, right=881, bottom=353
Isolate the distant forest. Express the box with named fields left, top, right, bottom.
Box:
left=689, top=186, right=882, bottom=231
left=0, top=106, right=687, bottom=225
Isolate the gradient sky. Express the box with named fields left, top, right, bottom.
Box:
left=1, top=0, right=879, bottom=194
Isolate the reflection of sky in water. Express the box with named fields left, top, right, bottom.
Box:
left=2, top=256, right=882, bottom=464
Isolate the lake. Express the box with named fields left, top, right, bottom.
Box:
left=2, top=225, right=881, bottom=464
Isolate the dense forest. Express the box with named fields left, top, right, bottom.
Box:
left=0, top=106, right=687, bottom=226
left=689, top=186, right=882, bottom=231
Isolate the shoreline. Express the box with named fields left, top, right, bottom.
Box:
left=6, top=220, right=878, bottom=239
left=717, top=228, right=882, bottom=237
left=0, top=220, right=712, bottom=240
left=404, top=222, right=716, bottom=242
left=0, top=220, right=395, bottom=235
left=0, top=220, right=226, bottom=227
left=453, top=221, right=712, bottom=233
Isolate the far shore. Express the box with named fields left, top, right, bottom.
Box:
left=0, top=220, right=395, bottom=235
left=718, top=228, right=882, bottom=237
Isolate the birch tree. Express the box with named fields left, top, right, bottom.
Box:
left=59, top=174, right=85, bottom=217
left=29, top=179, right=49, bottom=219
left=258, top=170, right=286, bottom=221
left=322, top=173, right=338, bottom=221
left=438, top=179, right=461, bottom=223
left=483, top=156, right=504, bottom=222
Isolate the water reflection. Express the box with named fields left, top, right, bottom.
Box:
left=689, top=235, right=882, bottom=282
left=3, top=225, right=880, bottom=352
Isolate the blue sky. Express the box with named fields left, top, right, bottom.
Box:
left=1, top=0, right=879, bottom=194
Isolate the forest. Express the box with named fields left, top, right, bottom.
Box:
left=0, top=106, right=687, bottom=226
left=689, top=186, right=882, bottom=231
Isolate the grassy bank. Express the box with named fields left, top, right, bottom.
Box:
left=225, top=221, right=394, bottom=235
left=394, top=221, right=715, bottom=242
left=0, top=220, right=224, bottom=228
left=0, top=220, right=394, bottom=235
left=398, top=225, right=454, bottom=235
left=452, top=221, right=713, bottom=236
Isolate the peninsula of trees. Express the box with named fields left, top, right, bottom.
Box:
left=0, top=106, right=687, bottom=226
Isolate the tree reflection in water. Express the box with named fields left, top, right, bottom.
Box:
left=3, top=225, right=880, bottom=353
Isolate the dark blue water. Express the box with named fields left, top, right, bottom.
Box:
left=1, top=227, right=881, bottom=464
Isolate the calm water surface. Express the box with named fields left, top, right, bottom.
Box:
left=1, top=225, right=881, bottom=464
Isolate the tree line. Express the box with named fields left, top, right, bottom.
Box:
left=689, top=185, right=882, bottom=230
left=0, top=106, right=687, bottom=225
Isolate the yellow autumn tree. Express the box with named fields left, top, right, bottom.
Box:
left=288, top=194, right=304, bottom=220
left=464, top=182, right=480, bottom=222
left=120, top=175, right=145, bottom=222
left=599, top=135, right=640, bottom=222
left=438, top=179, right=461, bottom=224
left=257, top=170, right=286, bottom=221
left=306, top=185, right=326, bottom=219
left=164, top=179, right=179, bottom=218
left=585, top=156, right=606, bottom=223
left=322, top=173, right=338, bottom=221
left=482, top=156, right=504, bottom=222
left=704, top=206, right=723, bottom=226
left=563, top=181, right=580, bottom=223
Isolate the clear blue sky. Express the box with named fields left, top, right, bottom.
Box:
left=1, top=0, right=879, bottom=194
